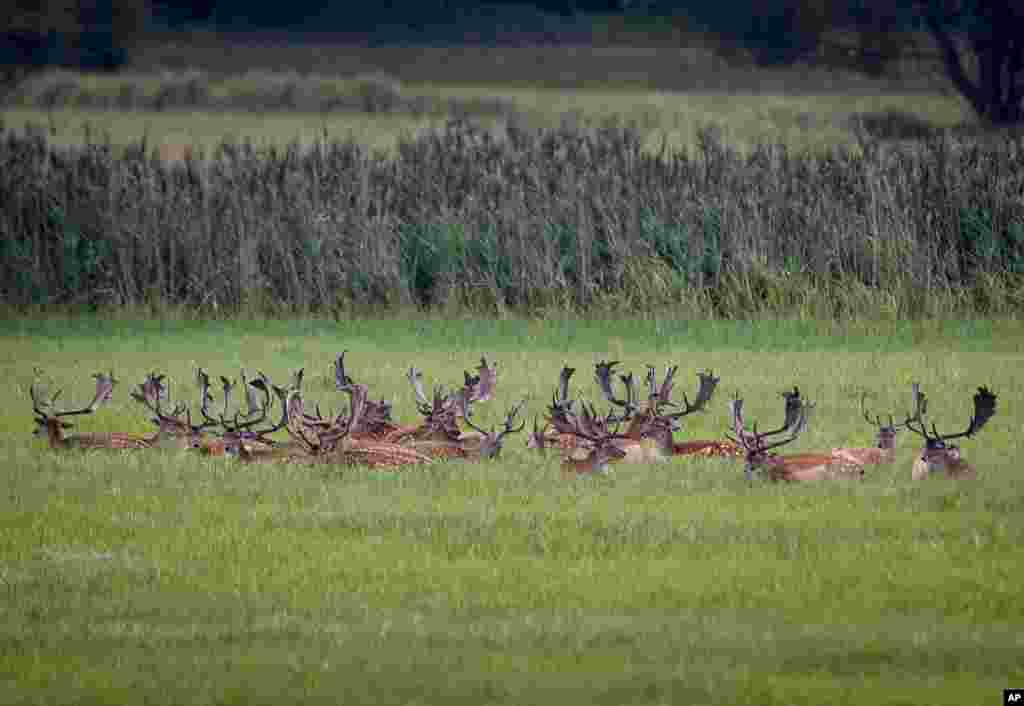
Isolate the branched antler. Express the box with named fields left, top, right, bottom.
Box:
left=664, top=369, right=719, bottom=419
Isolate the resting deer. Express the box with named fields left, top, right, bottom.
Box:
left=380, top=358, right=498, bottom=444
left=729, top=391, right=865, bottom=482
left=906, top=385, right=996, bottom=480
left=283, top=385, right=432, bottom=468
left=191, top=368, right=296, bottom=457
left=549, top=404, right=631, bottom=476
left=31, top=372, right=153, bottom=450
left=529, top=366, right=591, bottom=451
left=201, top=371, right=294, bottom=460
left=596, top=362, right=741, bottom=458
left=331, top=350, right=401, bottom=441
left=130, top=371, right=229, bottom=450
left=831, top=385, right=924, bottom=466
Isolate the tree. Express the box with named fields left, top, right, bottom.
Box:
left=915, top=0, right=1024, bottom=125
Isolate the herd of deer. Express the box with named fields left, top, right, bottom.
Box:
left=29, top=353, right=998, bottom=482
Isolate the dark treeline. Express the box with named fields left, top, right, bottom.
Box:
left=1, top=121, right=1022, bottom=318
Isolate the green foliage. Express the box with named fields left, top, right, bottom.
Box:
left=640, top=208, right=723, bottom=286
left=3, top=122, right=1024, bottom=317
left=959, top=208, right=1024, bottom=275
left=48, top=205, right=112, bottom=304
left=397, top=222, right=467, bottom=307
left=548, top=222, right=579, bottom=283
left=0, top=236, right=41, bottom=303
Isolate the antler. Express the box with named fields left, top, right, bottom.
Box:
left=594, top=360, right=629, bottom=409
left=557, top=365, right=575, bottom=411
left=335, top=351, right=354, bottom=391
left=861, top=382, right=923, bottom=433
left=467, top=355, right=497, bottom=403
left=664, top=369, right=719, bottom=419
left=407, top=367, right=431, bottom=415
left=911, top=385, right=997, bottom=443
left=727, top=394, right=809, bottom=479
left=459, top=396, right=527, bottom=458
left=217, top=375, right=290, bottom=446
left=32, top=371, right=117, bottom=428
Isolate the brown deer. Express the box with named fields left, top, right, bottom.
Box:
left=130, top=371, right=232, bottom=450
left=831, top=385, right=924, bottom=466
left=529, top=365, right=591, bottom=451
left=200, top=370, right=294, bottom=461
left=191, top=368, right=295, bottom=457
left=31, top=372, right=154, bottom=451
left=596, top=362, right=742, bottom=459
left=282, top=385, right=433, bottom=468
left=547, top=404, right=632, bottom=476
left=561, top=440, right=628, bottom=477
left=729, top=392, right=865, bottom=482
left=379, top=359, right=498, bottom=444
left=906, top=385, right=996, bottom=480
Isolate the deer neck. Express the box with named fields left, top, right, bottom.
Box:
left=45, top=420, right=68, bottom=448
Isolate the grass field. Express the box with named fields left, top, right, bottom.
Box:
left=2, top=316, right=1022, bottom=705
left=1, top=78, right=972, bottom=157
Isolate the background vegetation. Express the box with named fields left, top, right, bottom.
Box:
left=2, top=119, right=1022, bottom=317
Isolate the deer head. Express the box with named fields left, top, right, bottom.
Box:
left=727, top=391, right=810, bottom=480
left=32, top=371, right=117, bottom=436
left=460, top=396, right=527, bottom=459
left=905, top=385, right=996, bottom=466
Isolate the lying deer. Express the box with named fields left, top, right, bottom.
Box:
left=403, top=395, right=526, bottom=461
left=283, top=385, right=433, bottom=468
left=192, top=368, right=296, bottom=456
left=729, top=391, right=865, bottom=482
left=31, top=372, right=153, bottom=450
left=130, top=371, right=227, bottom=450
left=596, top=362, right=742, bottom=458
left=379, top=358, right=498, bottom=444
left=534, top=404, right=629, bottom=476
left=906, top=385, right=996, bottom=480
left=831, top=384, right=924, bottom=466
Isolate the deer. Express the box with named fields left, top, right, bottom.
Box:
left=190, top=368, right=296, bottom=457
left=129, top=371, right=232, bottom=450
left=378, top=358, right=498, bottom=444
left=596, top=362, right=742, bottom=459
left=528, top=365, right=591, bottom=451
left=282, top=385, right=433, bottom=469
left=728, top=391, right=865, bottom=482
left=31, top=372, right=153, bottom=450
left=332, top=351, right=400, bottom=441
left=200, top=371, right=294, bottom=461
left=543, top=403, right=631, bottom=476
left=906, top=385, right=996, bottom=480
left=830, top=385, right=924, bottom=467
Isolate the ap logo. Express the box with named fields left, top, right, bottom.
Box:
left=1006, top=689, right=1024, bottom=704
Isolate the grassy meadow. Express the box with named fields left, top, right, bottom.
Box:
left=0, top=81, right=973, bottom=158
left=2, top=317, right=1023, bottom=705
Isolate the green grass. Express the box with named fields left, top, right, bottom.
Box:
left=2, top=317, right=1022, bottom=705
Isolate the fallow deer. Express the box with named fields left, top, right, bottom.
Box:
left=830, top=385, right=924, bottom=467
left=31, top=372, right=152, bottom=450
left=282, top=386, right=433, bottom=468
left=729, top=392, right=865, bottom=482
left=906, top=385, right=996, bottom=480
left=129, top=371, right=221, bottom=450
left=529, top=365, right=590, bottom=451
left=596, top=362, right=741, bottom=458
